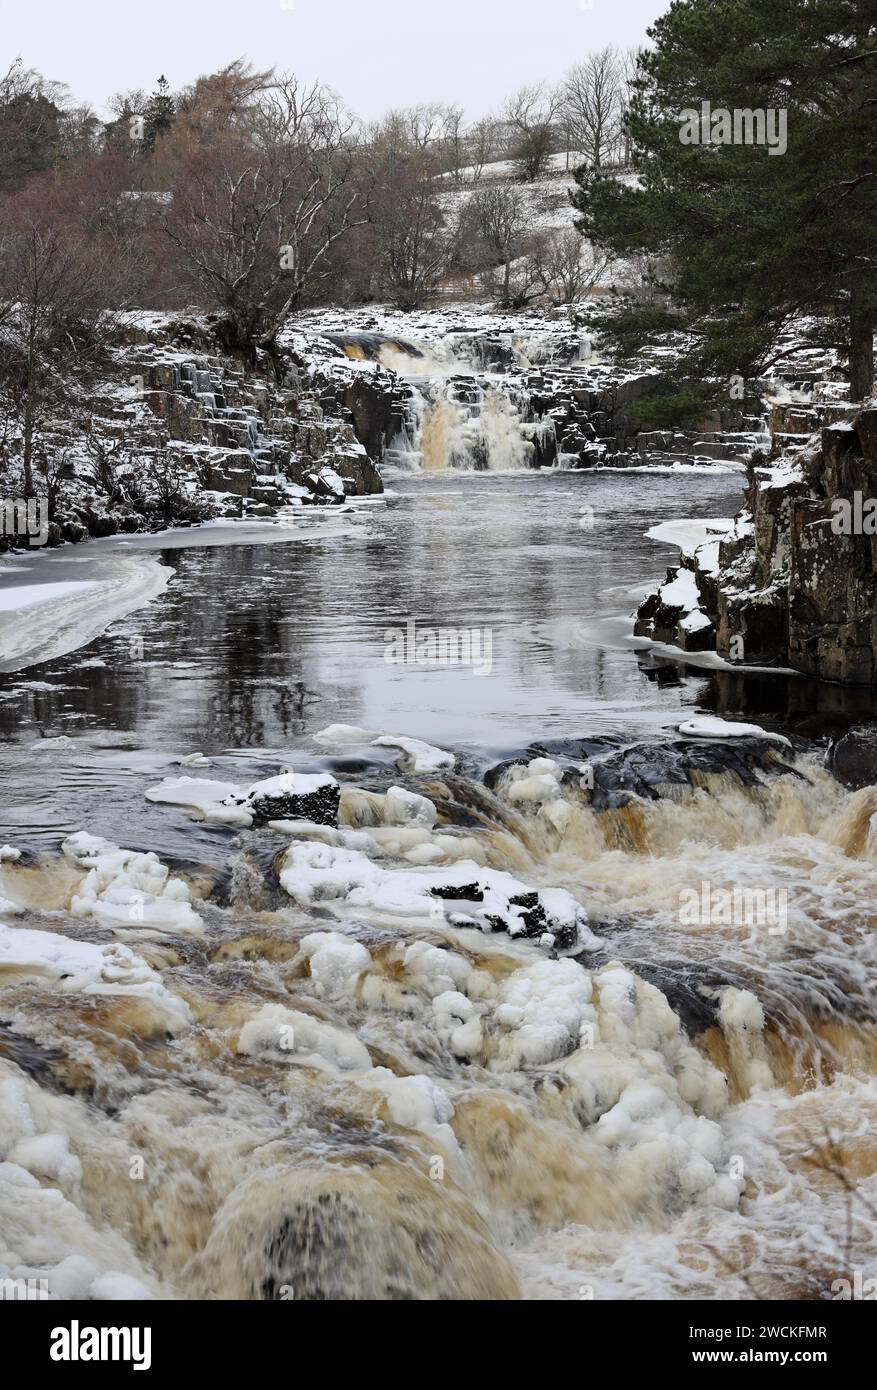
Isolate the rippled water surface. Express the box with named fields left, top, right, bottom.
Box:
left=0, top=469, right=747, bottom=852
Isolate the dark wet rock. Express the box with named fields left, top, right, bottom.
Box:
left=585, top=737, right=802, bottom=812
left=575, top=950, right=730, bottom=1038
left=827, top=723, right=877, bottom=789
left=246, top=773, right=340, bottom=827
left=430, top=875, right=584, bottom=950
left=430, top=882, right=484, bottom=903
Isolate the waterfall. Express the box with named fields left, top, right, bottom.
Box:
left=420, top=397, right=471, bottom=472
left=480, top=389, right=530, bottom=471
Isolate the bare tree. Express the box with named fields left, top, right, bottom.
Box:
left=374, top=162, right=451, bottom=308
left=503, top=84, right=560, bottom=182
left=0, top=183, right=130, bottom=493
left=561, top=49, right=623, bottom=170
left=461, top=184, right=530, bottom=301
left=467, top=116, right=500, bottom=183
left=164, top=74, right=367, bottom=360
left=530, top=228, right=608, bottom=305
left=439, top=104, right=466, bottom=182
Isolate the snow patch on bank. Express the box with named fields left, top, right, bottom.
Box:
left=0, top=554, right=172, bottom=673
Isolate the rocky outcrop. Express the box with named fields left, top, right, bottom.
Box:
left=132, top=339, right=384, bottom=516
left=0, top=312, right=386, bottom=554
left=636, top=394, right=877, bottom=685
left=580, top=736, right=800, bottom=812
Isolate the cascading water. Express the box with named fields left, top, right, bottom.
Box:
left=1, top=736, right=875, bottom=1301
left=377, top=338, right=540, bottom=473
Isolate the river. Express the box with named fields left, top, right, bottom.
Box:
left=0, top=462, right=875, bottom=1302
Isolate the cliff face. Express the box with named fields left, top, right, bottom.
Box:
left=0, top=311, right=385, bottom=553
left=637, top=394, right=877, bottom=686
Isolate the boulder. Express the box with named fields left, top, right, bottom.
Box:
left=247, top=773, right=340, bottom=827
left=827, top=724, right=877, bottom=789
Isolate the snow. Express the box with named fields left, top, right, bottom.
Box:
left=145, top=776, right=252, bottom=826
left=678, top=716, right=792, bottom=747
left=0, top=924, right=192, bottom=1031
left=370, top=734, right=455, bottom=773
left=0, top=554, right=172, bottom=674
left=62, top=833, right=204, bottom=937
left=0, top=581, right=98, bottom=613
left=313, top=723, right=374, bottom=745
left=279, top=840, right=594, bottom=948
left=145, top=770, right=338, bottom=827
left=313, top=726, right=455, bottom=773
left=659, top=567, right=701, bottom=611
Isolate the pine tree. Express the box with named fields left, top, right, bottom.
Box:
left=142, top=75, right=175, bottom=151
left=572, top=0, right=876, bottom=418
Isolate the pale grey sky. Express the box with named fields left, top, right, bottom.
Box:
left=4, top=0, right=667, bottom=121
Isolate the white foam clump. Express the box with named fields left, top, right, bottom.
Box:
left=355, top=1069, right=458, bottom=1152
left=505, top=757, right=563, bottom=805
left=494, top=957, right=597, bottom=1067
left=62, top=833, right=203, bottom=936
left=0, top=1064, right=162, bottom=1299
left=0, top=925, right=192, bottom=1031
left=717, top=986, right=774, bottom=1091
left=283, top=928, right=744, bottom=1212
left=341, top=785, right=438, bottom=831
left=279, top=841, right=596, bottom=948
left=8, top=1131, right=82, bottom=1184
left=556, top=964, right=740, bottom=1208
left=678, top=716, right=791, bottom=747
left=238, top=1003, right=371, bottom=1074
left=297, top=931, right=372, bottom=1000
left=0, top=845, right=21, bottom=862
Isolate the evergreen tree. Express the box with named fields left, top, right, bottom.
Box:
left=142, top=75, right=175, bottom=151
left=572, top=0, right=876, bottom=418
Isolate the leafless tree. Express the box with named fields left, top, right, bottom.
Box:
left=461, top=183, right=530, bottom=301
left=561, top=48, right=623, bottom=169
left=164, top=74, right=368, bottom=360
left=504, top=84, right=560, bottom=182
left=530, top=228, right=608, bottom=305
left=0, top=184, right=130, bottom=493
left=374, top=162, right=451, bottom=308
left=467, top=116, right=500, bottom=183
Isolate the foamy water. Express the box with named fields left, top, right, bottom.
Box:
left=1, top=468, right=875, bottom=1300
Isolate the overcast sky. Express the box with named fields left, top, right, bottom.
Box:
left=5, top=0, right=667, bottom=120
